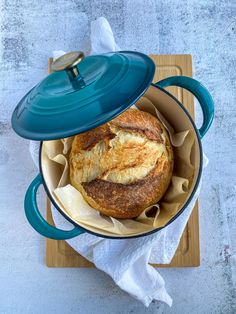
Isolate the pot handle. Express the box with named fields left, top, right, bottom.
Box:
left=24, top=174, right=85, bottom=240
left=154, top=76, right=214, bottom=138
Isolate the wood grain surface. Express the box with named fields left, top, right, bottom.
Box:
left=46, top=54, right=200, bottom=268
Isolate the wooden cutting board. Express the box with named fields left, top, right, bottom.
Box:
left=46, top=54, right=200, bottom=268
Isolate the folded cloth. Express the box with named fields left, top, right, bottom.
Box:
left=29, top=17, right=207, bottom=307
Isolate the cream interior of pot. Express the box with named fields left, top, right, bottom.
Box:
left=41, top=85, right=201, bottom=237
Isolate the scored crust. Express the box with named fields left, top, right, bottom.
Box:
left=70, top=108, right=173, bottom=219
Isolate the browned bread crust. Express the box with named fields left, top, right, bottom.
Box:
left=70, top=108, right=173, bottom=218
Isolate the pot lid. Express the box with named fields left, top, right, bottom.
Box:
left=12, top=50, right=155, bottom=140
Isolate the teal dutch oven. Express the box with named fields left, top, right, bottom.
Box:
left=11, top=51, right=214, bottom=240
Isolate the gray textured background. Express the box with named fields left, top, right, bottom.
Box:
left=0, top=0, right=236, bottom=313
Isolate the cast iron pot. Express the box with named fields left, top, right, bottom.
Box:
left=24, top=76, right=214, bottom=240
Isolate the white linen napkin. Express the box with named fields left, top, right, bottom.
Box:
left=29, top=17, right=206, bottom=307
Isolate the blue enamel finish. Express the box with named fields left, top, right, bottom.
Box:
left=155, top=76, right=214, bottom=138
left=24, top=174, right=85, bottom=240
left=12, top=51, right=155, bottom=140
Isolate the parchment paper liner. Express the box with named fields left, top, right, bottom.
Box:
left=42, top=99, right=195, bottom=236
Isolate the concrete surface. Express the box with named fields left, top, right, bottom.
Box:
left=0, top=0, right=235, bottom=313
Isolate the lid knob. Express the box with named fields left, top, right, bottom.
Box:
left=51, top=51, right=85, bottom=80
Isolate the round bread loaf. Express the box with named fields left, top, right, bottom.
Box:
left=69, top=108, right=173, bottom=219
